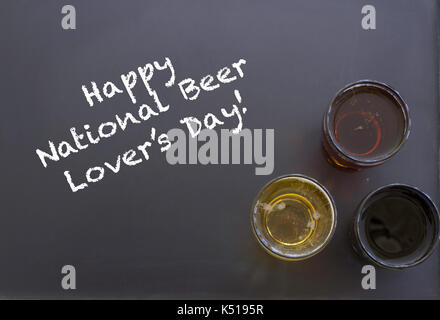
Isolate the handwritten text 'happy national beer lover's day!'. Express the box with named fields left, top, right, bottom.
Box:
left=35, top=57, right=275, bottom=193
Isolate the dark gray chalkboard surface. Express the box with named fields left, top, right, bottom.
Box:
left=0, top=0, right=439, bottom=299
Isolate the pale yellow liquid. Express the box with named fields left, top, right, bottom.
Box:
left=264, top=193, right=316, bottom=246
left=252, top=175, right=336, bottom=260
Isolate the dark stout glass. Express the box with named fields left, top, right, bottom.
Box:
left=323, top=80, right=410, bottom=169
left=353, top=184, right=440, bottom=269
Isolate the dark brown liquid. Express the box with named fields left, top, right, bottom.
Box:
left=333, top=86, right=405, bottom=160
left=358, top=187, right=436, bottom=265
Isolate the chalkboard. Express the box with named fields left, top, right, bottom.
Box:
left=0, top=0, right=439, bottom=299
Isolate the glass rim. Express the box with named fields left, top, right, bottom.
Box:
left=353, top=183, right=440, bottom=270
left=250, top=174, right=338, bottom=261
left=323, top=80, right=411, bottom=166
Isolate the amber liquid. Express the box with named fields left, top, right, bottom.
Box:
left=333, top=86, right=405, bottom=161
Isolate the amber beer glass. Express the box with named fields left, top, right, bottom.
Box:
left=322, top=80, right=410, bottom=169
